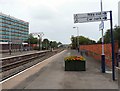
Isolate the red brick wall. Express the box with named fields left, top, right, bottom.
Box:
left=80, top=41, right=118, bottom=67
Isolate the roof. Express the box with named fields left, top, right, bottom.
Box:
left=0, top=42, right=28, bottom=45
left=0, top=12, right=29, bottom=24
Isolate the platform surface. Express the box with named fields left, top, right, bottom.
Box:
left=2, top=50, right=119, bottom=89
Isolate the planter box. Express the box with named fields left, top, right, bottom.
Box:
left=65, top=60, right=86, bottom=71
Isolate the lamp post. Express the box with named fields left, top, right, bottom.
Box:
left=21, top=39, right=23, bottom=52
left=31, top=32, right=44, bottom=51
left=9, top=24, right=12, bottom=55
left=100, top=0, right=105, bottom=73
left=28, top=34, right=30, bottom=51
left=73, top=27, right=79, bottom=52
left=38, top=35, right=41, bottom=51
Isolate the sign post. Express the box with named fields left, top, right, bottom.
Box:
left=74, top=11, right=107, bottom=23
left=110, top=11, right=115, bottom=80
left=99, top=21, right=104, bottom=30
left=100, top=0, right=105, bottom=73
left=74, top=10, right=115, bottom=80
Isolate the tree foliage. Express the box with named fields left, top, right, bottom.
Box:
left=114, top=26, right=120, bottom=47
left=71, top=35, right=96, bottom=49
left=97, top=26, right=120, bottom=48
left=97, top=29, right=111, bottom=44
left=50, top=41, right=57, bottom=48
left=104, top=29, right=111, bottom=43
left=42, top=38, right=50, bottom=49
left=26, top=34, right=38, bottom=44
left=26, top=34, right=62, bottom=50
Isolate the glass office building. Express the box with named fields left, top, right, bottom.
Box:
left=0, top=13, right=29, bottom=44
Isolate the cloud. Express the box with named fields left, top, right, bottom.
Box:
left=0, top=0, right=119, bottom=44
left=29, top=6, right=58, bottom=20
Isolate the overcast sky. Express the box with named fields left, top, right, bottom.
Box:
left=0, top=0, right=120, bottom=44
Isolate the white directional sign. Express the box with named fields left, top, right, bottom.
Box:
left=74, top=11, right=108, bottom=23
left=99, top=21, right=104, bottom=30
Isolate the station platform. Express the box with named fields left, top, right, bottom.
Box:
left=1, top=50, right=119, bottom=90
left=1, top=50, right=45, bottom=58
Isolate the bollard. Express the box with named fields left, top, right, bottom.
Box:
left=101, top=54, right=105, bottom=73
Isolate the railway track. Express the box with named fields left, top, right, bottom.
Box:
left=0, top=49, right=64, bottom=81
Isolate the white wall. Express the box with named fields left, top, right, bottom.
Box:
left=118, top=1, right=120, bottom=26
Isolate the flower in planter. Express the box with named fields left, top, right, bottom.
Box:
left=64, top=56, right=85, bottom=61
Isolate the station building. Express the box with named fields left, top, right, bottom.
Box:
left=0, top=13, right=29, bottom=52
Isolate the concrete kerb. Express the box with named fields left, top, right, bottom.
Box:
left=116, top=67, right=120, bottom=91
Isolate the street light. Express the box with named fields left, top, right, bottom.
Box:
left=28, top=34, right=31, bottom=51
left=73, top=27, right=79, bottom=52
left=38, top=35, right=41, bottom=51
left=9, top=24, right=12, bottom=55
left=31, top=32, right=44, bottom=51
left=100, top=0, right=105, bottom=73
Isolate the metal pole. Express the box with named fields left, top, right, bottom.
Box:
left=29, top=35, right=30, bottom=51
left=110, top=11, right=115, bottom=80
left=101, top=0, right=104, bottom=55
left=39, top=37, right=40, bottom=51
left=38, top=35, right=40, bottom=51
left=77, top=27, right=79, bottom=47
left=9, top=25, right=12, bottom=55
left=73, top=27, right=79, bottom=52
left=77, top=27, right=79, bottom=52
left=21, top=39, right=22, bottom=52
left=40, top=37, right=42, bottom=50
left=100, top=0, right=105, bottom=73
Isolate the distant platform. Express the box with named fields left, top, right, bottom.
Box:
left=1, top=50, right=41, bottom=58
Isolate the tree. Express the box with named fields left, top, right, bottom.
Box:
left=97, top=38, right=102, bottom=44
left=97, top=29, right=111, bottom=44
left=57, top=42, right=62, bottom=47
left=104, top=29, right=111, bottom=43
left=71, top=35, right=96, bottom=49
left=71, top=36, right=77, bottom=49
left=97, top=26, right=120, bottom=48
left=42, top=38, right=50, bottom=50
left=52, top=41, right=58, bottom=48
left=57, top=42, right=62, bottom=45
left=26, top=34, right=38, bottom=44
left=78, top=36, right=96, bottom=45
left=49, top=41, right=58, bottom=48
left=114, top=26, right=120, bottom=47
left=25, top=34, right=63, bottom=50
